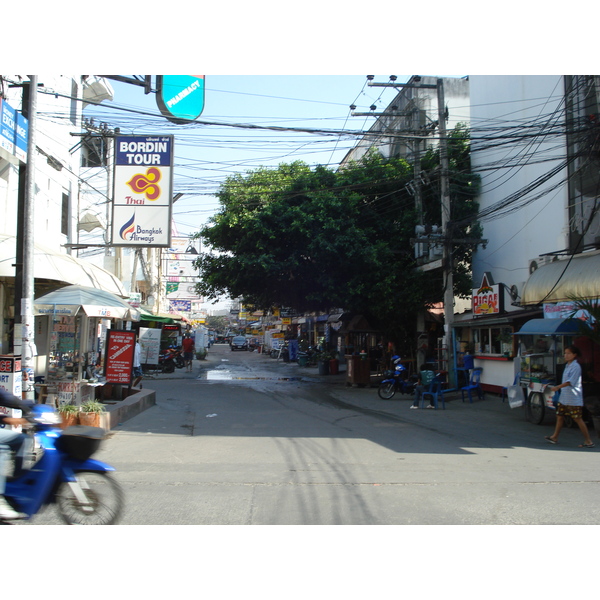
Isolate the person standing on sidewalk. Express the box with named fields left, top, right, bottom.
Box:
left=545, top=345, right=594, bottom=448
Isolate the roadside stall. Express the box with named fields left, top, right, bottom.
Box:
left=33, top=285, right=140, bottom=406
left=513, top=318, right=594, bottom=424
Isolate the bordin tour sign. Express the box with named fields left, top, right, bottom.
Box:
left=104, top=330, right=137, bottom=384
left=111, top=135, right=174, bottom=247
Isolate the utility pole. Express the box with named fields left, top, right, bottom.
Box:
left=21, top=75, right=38, bottom=400
left=436, top=78, right=455, bottom=386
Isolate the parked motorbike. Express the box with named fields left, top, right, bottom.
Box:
left=2, top=404, right=124, bottom=524
left=159, top=346, right=185, bottom=372
left=377, top=356, right=417, bottom=400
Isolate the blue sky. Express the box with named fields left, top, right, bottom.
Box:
left=83, top=74, right=416, bottom=236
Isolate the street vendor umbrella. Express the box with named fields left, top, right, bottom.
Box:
left=33, top=285, right=140, bottom=320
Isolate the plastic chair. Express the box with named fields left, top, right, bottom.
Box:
left=461, top=367, right=484, bottom=403
left=421, top=377, right=445, bottom=410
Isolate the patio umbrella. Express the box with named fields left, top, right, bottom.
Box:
left=34, top=285, right=140, bottom=320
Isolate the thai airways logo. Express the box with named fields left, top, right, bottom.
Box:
left=120, top=213, right=135, bottom=241
left=126, top=167, right=162, bottom=201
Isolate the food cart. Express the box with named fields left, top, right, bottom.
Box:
left=514, top=318, right=593, bottom=424
left=33, top=285, right=140, bottom=406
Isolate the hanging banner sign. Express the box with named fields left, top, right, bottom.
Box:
left=104, top=329, right=136, bottom=384
left=111, top=135, right=174, bottom=247
left=0, top=99, right=28, bottom=164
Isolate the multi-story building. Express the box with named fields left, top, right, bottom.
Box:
left=0, top=75, right=124, bottom=360
left=458, top=75, right=600, bottom=399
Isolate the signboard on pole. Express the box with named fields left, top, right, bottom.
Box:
left=0, top=99, right=28, bottom=164
left=139, top=327, right=161, bottom=364
left=104, top=330, right=136, bottom=384
left=111, top=135, right=174, bottom=247
left=472, top=272, right=503, bottom=316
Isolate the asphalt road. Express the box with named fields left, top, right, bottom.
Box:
left=17, top=343, right=600, bottom=525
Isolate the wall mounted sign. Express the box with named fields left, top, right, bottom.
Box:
left=472, top=272, right=503, bottom=316
left=111, top=135, right=174, bottom=247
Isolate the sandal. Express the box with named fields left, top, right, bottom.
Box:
left=545, top=436, right=557, bottom=444
left=578, top=442, right=595, bottom=448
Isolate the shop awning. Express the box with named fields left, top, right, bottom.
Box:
left=0, top=234, right=126, bottom=297
left=139, top=308, right=176, bottom=324
left=515, top=318, right=590, bottom=335
left=521, top=251, right=600, bottom=305
left=33, top=285, right=140, bottom=320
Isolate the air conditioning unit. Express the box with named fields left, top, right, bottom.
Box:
left=528, top=256, right=556, bottom=274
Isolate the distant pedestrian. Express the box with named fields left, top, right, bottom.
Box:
left=182, top=334, right=195, bottom=372
left=411, top=364, right=435, bottom=409
left=132, top=338, right=143, bottom=388
left=545, top=345, right=594, bottom=448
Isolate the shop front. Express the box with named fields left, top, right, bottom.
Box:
left=33, top=285, right=140, bottom=406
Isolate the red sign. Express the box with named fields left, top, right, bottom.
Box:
left=104, top=330, right=136, bottom=384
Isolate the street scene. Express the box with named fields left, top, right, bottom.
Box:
left=17, top=342, right=600, bottom=526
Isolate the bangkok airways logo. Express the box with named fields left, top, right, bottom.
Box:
left=126, top=167, right=162, bottom=201
left=119, top=213, right=135, bottom=241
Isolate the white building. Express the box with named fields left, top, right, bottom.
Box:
left=457, top=75, right=600, bottom=396
left=0, top=75, right=124, bottom=357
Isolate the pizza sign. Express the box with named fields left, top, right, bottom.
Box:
left=473, top=273, right=502, bottom=316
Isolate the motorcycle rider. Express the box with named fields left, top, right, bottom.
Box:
left=0, top=389, right=31, bottom=519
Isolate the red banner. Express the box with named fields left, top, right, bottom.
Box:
left=104, top=330, right=136, bottom=384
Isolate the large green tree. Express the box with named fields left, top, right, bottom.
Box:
left=194, top=125, right=480, bottom=348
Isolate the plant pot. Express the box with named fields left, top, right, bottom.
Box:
left=318, top=361, right=329, bottom=376
left=329, top=359, right=339, bottom=375
left=79, top=412, right=101, bottom=427
left=59, top=413, right=79, bottom=429
left=298, top=355, right=308, bottom=367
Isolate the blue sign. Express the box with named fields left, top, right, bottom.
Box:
left=156, top=76, right=205, bottom=124
left=0, top=100, right=16, bottom=155
left=0, top=99, right=28, bottom=163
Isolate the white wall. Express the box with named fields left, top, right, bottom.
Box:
left=469, top=75, right=569, bottom=302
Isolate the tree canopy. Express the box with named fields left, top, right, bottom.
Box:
left=193, top=124, right=480, bottom=346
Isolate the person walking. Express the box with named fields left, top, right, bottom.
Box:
left=182, top=334, right=195, bottom=372
left=545, top=345, right=594, bottom=448
left=132, top=337, right=143, bottom=388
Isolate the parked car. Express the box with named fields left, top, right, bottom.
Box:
left=230, top=336, right=248, bottom=351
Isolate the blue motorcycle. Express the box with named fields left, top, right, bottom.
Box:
left=377, top=356, right=417, bottom=400
left=2, top=404, right=123, bottom=524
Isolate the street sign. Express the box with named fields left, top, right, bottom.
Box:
left=156, top=76, right=205, bottom=124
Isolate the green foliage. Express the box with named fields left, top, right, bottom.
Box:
left=80, top=400, right=105, bottom=414
left=193, top=126, right=481, bottom=347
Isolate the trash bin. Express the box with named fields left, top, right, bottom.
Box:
left=345, top=355, right=370, bottom=386
left=318, top=360, right=329, bottom=375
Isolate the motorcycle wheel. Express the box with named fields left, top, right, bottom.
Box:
left=378, top=381, right=397, bottom=400
left=162, top=362, right=175, bottom=373
left=175, top=357, right=185, bottom=369
left=56, top=471, right=124, bottom=525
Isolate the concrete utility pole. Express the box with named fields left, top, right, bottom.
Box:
left=436, top=78, right=455, bottom=386
left=21, top=75, right=38, bottom=400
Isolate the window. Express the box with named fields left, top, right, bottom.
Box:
left=61, top=192, right=69, bottom=236
left=81, top=136, right=107, bottom=168
left=472, top=326, right=513, bottom=356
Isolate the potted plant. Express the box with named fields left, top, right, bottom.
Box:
left=196, top=348, right=207, bottom=361
left=79, top=400, right=105, bottom=427
left=315, top=351, right=333, bottom=375
left=57, top=403, right=80, bottom=429
left=329, top=351, right=340, bottom=375
left=496, top=331, right=513, bottom=356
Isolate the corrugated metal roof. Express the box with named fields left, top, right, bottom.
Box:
left=521, top=251, right=600, bottom=305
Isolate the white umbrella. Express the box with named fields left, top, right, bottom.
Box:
left=34, top=285, right=140, bottom=320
